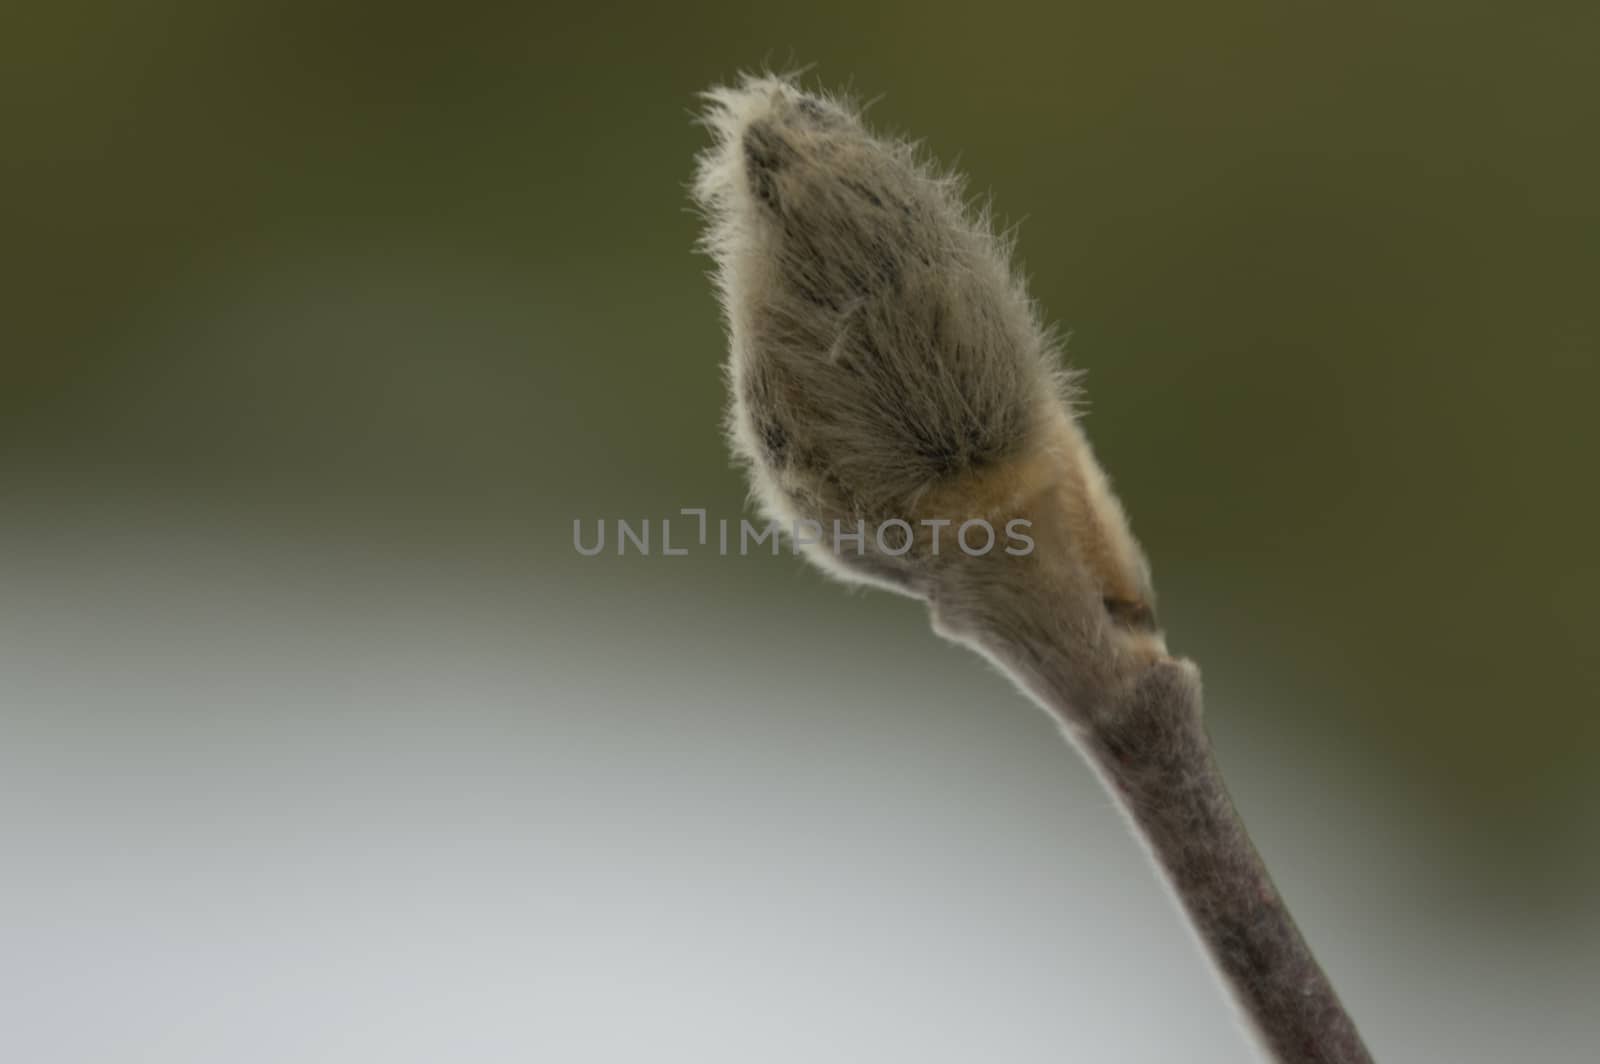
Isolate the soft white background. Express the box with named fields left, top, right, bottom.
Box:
left=4, top=521, right=1594, bottom=1063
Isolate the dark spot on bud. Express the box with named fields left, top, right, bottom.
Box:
left=842, top=178, right=884, bottom=209
left=795, top=97, right=827, bottom=121
left=759, top=418, right=789, bottom=465
left=1103, top=597, right=1159, bottom=632
left=743, top=121, right=795, bottom=211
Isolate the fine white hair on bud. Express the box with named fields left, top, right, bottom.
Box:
left=693, top=77, right=1064, bottom=555
left=693, top=73, right=1153, bottom=632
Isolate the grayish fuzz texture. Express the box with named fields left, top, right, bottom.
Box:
left=694, top=75, right=1072, bottom=591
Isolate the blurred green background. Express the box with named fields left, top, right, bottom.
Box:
left=4, top=3, right=1598, bottom=1060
